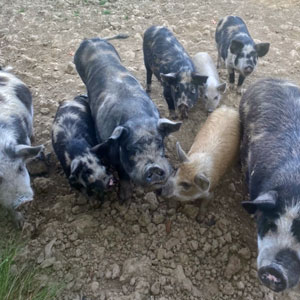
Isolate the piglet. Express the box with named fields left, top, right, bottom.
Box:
left=192, top=52, right=226, bottom=113
left=161, top=105, right=240, bottom=209
left=215, top=16, right=270, bottom=94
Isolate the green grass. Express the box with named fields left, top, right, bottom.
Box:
left=0, top=242, right=61, bottom=300
left=99, top=0, right=107, bottom=5
left=74, top=10, right=80, bottom=17
left=19, top=8, right=25, bottom=13
left=102, top=9, right=111, bottom=15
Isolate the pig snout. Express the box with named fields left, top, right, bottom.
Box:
left=178, top=103, right=189, bottom=119
left=144, top=164, right=166, bottom=184
left=258, top=249, right=300, bottom=292
left=243, top=66, right=254, bottom=76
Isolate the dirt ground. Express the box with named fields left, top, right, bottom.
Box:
left=1, top=0, right=300, bottom=299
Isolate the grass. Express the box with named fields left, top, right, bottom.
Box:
left=99, top=0, right=107, bottom=5
left=74, top=10, right=80, bottom=17
left=0, top=241, right=61, bottom=300
left=102, top=9, right=111, bottom=15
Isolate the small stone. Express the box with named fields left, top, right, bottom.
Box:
left=147, top=223, right=157, bottom=235
left=165, top=238, right=180, bottom=250
left=151, top=281, right=160, bottom=295
left=157, top=248, right=166, bottom=260
left=153, top=213, right=165, bottom=225
left=237, top=281, right=245, bottom=290
left=41, top=257, right=55, bottom=268
left=111, top=263, right=120, bottom=279
left=229, top=183, right=236, bottom=192
left=144, top=192, right=159, bottom=211
left=225, top=255, right=241, bottom=279
left=223, top=282, right=234, bottom=295
left=91, top=281, right=99, bottom=293
left=189, top=240, right=198, bottom=251
left=182, top=205, right=199, bottom=219
left=238, top=247, right=251, bottom=259
left=40, top=107, right=50, bottom=115
left=65, top=62, right=76, bottom=75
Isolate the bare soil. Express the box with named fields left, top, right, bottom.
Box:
left=1, top=0, right=300, bottom=299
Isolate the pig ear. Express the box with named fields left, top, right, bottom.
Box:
left=255, top=43, right=270, bottom=57
left=217, top=82, right=227, bottom=93
left=69, top=159, right=83, bottom=184
left=14, top=144, right=44, bottom=161
left=242, top=191, right=278, bottom=214
left=158, top=118, right=182, bottom=136
left=194, top=172, right=210, bottom=192
left=176, top=142, right=189, bottom=163
left=230, top=40, right=244, bottom=54
left=191, top=73, right=208, bottom=86
left=160, top=72, right=178, bottom=84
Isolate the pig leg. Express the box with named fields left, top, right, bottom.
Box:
left=9, top=209, right=24, bottom=229
left=237, top=75, right=246, bottom=95
left=146, top=66, right=153, bottom=93
left=163, top=87, right=176, bottom=119
left=117, top=167, right=133, bottom=203
left=217, top=50, right=222, bottom=69
left=228, top=67, right=235, bottom=90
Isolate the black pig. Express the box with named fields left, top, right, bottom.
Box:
left=74, top=37, right=181, bottom=202
left=143, top=26, right=208, bottom=119
left=52, top=95, right=113, bottom=196
left=240, top=78, right=300, bottom=292
left=215, top=16, right=270, bottom=94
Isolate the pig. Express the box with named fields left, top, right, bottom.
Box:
left=215, top=16, right=270, bottom=94
left=0, top=67, right=43, bottom=228
left=192, top=52, right=226, bottom=113
left=240, top=78, right=300, bottom=292
left=143, top=26, right=208, bottom=119
left=160, top=105, right=240, bottom=208
left=74, top=37, right=182, bottom=202
left=52, top=95, right=113, bottom=197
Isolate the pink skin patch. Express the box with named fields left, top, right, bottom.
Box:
left=266, top=274, right=280, bottom=283
left=109, top=178, right=115, bottom=187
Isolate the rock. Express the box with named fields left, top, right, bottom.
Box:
left=174, top=265, right=193, bottom=292
left=182, top=205, right=199, bottom=219
left=71, top=215, right=98, bottom=237
left=238, top=247, right=251, bottom=259
left=225, top=255, right=241, bottom=279
left=152, top=213, right=165, bottom=225
left=65, top=62, right=76, bottom=75
left=223, top=282, right=235, bottom=295
left=33, top=177, right=54, bottom=193
left=165, top=237, right=180, bottom=251
left=27, top=156, right=49, bottom=176
left=91, top=281, right=99, bottom=293
left=44, top=238, right=56, bottom=258
left=150, top=281, right=160, bottom=295
left=189, top=240, right=198, bottom=251
left=144, top=192, right=159, bottom=211
left=111, top=263, right=121, bottom=279
left=120, top=256, right=151, bottom=282
left=41, top=257, right=55, bottom=268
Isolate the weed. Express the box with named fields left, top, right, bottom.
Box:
left=74, top=10, right=80, bottom=17
left=99, top=0, right=107, bottom=5
left=102, top=10, right=111, bottom=15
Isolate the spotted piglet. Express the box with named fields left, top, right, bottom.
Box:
left=143, top=26, right=208, bottom=119
left=0, top=67, right=44, bottom=228
left=52, top=95, right=113, bottom=197
left=215, top=16, right=270, bottom=94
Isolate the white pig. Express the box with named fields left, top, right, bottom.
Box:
left=192, top=52, right=226, bottom=113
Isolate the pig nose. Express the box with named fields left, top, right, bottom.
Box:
left=145, top=165, right=166, bottom=183
left=258, top=264, right=287, bottom=292
left=244, top=66, right=253, bottom=75
left=178, top=103, right=189, bottom=119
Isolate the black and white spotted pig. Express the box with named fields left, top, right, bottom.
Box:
left=0, top=67, right=43, bottom=228
left=240, top=78, right=300, bottom=292
left=215, top=16, right=270, bottom=94
left=143, top=26, right=208, bottom=119
left=74, top=37, right=181, bottom=202
left=52, top=95, right=113, bottom=197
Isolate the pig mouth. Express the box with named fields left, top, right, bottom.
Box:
left=13, top=195, right=33, bottom=209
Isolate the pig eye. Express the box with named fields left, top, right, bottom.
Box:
left=214, top=96, right=218, bottom=100
left=267, top=221, right=277, bottom=233
left=179, top=182, right=191, bottom=190
left=204, top=95, right=208, bottom=100
left=174, top=85, right=180, bottom=93
left=18, top=165, right=24, bottom=173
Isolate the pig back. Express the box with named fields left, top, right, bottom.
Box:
left=189, top=106, right=240, bottom=187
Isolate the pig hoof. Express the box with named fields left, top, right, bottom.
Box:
left=146, top=84, right=151, bottom=93
left=229, top=83, right=235, bottom=91
left=169, top=110, right=177, bottom=120
left=13, top=211, right=25, bottom=229
left=119, top=181, right=132, bottom=203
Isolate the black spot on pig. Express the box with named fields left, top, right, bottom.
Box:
left=14, top=84, right=32, bottom=112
